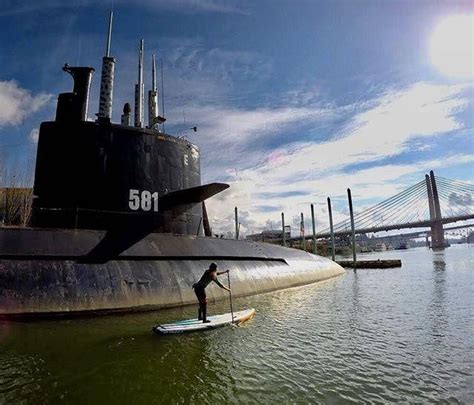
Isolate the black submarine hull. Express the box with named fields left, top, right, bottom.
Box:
left=0, top=228, right=344, bottom=317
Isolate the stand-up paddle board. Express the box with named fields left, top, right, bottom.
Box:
left=153, top=308, right=256, bottom=335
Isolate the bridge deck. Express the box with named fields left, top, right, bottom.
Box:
left=291, top=214, right=474, bottom=241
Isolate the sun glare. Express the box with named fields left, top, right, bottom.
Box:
left=429, top=14, right=473, bottom=79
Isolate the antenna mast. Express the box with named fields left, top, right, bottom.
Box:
left=152, top=54, right=157, bottom=91
left=105, top=11, right=113, bottom=57
left=148, top=54, right=159, bottom=129
left=97, top=11, right=115, bottom=121
left=134, top=39, right=145, bottom=128
left=161, top=58, right=166, bottom=133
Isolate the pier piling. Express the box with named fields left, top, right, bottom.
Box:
left=347, top=188, right=357, bottom=268
left=281, top=212, right=286, bottom=247
left=300, top=212, right=306, bottom=251
left=327, top=197, right=336, bottom=261
left=311, top=203, right=317, bottom=255
left=234, top=207, right=239, bottom=240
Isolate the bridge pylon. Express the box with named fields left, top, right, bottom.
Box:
left=426, top=171, right=450, bottom=249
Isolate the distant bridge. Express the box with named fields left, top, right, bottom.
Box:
left=294, top=171, right=474, bottom=249
left=314, top=214, right=473, bottom=238
left=370, top=223, right=474, bottom=241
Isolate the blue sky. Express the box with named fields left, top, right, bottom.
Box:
left=0, top=0, right=472, bottom=235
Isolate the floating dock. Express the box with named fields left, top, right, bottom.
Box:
left=336, top=259, right=402, bottom=269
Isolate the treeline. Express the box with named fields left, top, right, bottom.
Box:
left=0, top=153, right=34, bottom=226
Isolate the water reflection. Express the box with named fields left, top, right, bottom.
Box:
left=430, top=250, right=447, bottom=342
left=349, top=270, right=361, bottom=330
left=432, top=250, right=446, bottom=272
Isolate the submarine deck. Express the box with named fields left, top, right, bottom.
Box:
left=0, top=227, right=344, bottom=317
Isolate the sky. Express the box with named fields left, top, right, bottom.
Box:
left=0, top=0, right=472, bottom=236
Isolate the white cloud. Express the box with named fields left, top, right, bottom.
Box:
left=177, top=82, right=470, bottom=183
left=202, top=82, right=473, bottom=236
left=160, top=42, right=273, bottom=108
left=197, top=106, right=336, bottom=176
left=187, top=104, right=334, bottom=151
left=0, top=81, right=52, bottom=127
left=206, top=153, right=474, bottom=237
left=235, top=82, right=469, bottom=186
left=167, top=46, right=271, bottom=82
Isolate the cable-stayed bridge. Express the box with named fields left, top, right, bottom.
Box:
left=308, top=171, right=474, bottom=249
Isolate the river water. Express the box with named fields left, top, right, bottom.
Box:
left=1, top=245, right=473, bottom=404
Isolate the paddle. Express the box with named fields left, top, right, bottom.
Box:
left=227, top=270, right=234, bottom=324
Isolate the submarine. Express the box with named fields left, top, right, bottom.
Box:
left=0, top=13, right=344, bottom=317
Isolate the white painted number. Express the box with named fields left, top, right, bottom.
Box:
left=141, top=190, right=151, bottom=211
left=129, top=189, right=140, bottom=210
left=183, top=154, right=189, bottom=166
left=129, top=189, right=159, bottom=212
left=152, top=192, right=159, bottom=211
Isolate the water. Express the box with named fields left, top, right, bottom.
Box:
left=1, top=245, right=473, bottom=404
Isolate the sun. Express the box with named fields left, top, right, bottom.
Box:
left=429, top=14, right=473, bottom=79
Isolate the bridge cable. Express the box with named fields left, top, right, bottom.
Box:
left=327, top=184, right=428, bottom=234
left=349, top=182, right=427, bottom=228
left=319, top=180, right=427, bottom=234
left=355, top=185, right=429, bottom=228
left=333, top=180, right=426, bottom=229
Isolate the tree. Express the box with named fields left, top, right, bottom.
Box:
left=0, top=154, right=34, bottom=227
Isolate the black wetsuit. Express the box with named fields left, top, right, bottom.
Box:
left=193, top=269, right=225, bottom=321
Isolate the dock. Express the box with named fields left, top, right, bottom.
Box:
left=336, top=259, right=402, bottom=269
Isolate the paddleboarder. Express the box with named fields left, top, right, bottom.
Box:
left=193, top=263, right=230, bottom=323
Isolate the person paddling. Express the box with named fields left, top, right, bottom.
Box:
left=193, top=263, right=230, bottom=323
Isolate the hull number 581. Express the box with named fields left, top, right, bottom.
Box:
left=129, top=189, right=159, bottom=212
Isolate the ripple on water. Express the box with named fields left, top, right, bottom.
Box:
left=1, top=247, right=473, bottom=403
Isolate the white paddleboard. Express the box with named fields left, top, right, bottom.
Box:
left=153, top=308, right=256, bottom=335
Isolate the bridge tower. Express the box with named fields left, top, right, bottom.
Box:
left=426, top=171, right=449, bottom=249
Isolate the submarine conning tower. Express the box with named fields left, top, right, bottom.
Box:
left=32, top=12, right=228, bottom=235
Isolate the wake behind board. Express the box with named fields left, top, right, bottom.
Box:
left=153, top=308, right=256, bottom=335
